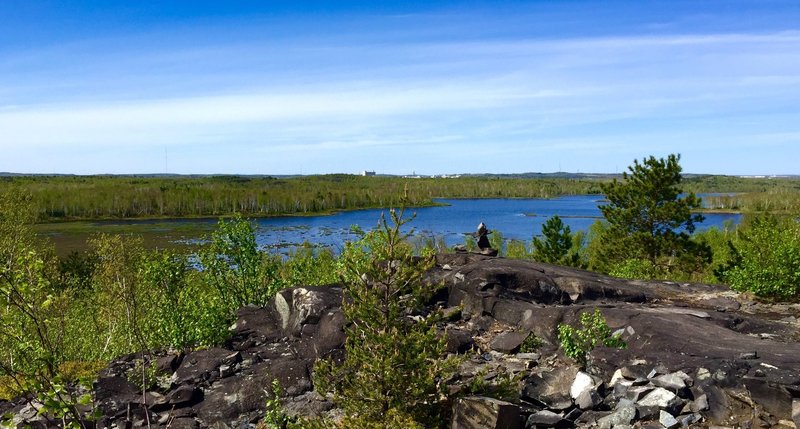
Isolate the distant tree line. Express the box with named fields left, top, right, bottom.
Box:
left=2, top=173, right=799, bottom=223
left=0, top=175, right=606, bottom=222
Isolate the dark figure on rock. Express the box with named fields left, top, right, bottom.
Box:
left=477, top=222, right=498, bottom=256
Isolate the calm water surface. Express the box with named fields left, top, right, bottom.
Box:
left=254, top=195, right=740, bottom=253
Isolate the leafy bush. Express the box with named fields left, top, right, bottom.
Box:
left=0, top=190, right=97, bottom=427
left=198, top=215, right=284, bottom=311
left=557, top=309, right=626, bottom=367
left=504, top=239, right=530, bottom=259
left=489, top=230, right=504, bottom=254
left=464, top=234, right=477, bottom=252
left=461, top=366, right=522, bottom=402
left=608, top=258, right=660, bottom=280
left=279, top=243, right=338, bottom=287
left=258, top=379, right=291, bottom=429
left=140, top=251, right=225, bottom=348
left=717, top=215, right=800, bottom=301
left=519, top=333, right=543, bottom=353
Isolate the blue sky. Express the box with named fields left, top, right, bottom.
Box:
left=1, top=1, right=799, bottom=175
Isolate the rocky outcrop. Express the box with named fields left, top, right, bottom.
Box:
left=5, top=256, right=799, bottom=428
left=437, top=254, right=800, bottom=428
left=92, top=287, right=345, bottom=429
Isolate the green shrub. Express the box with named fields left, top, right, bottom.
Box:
left=464, top=234, right=477, bottom=252
left=462, top=366, right=523, bottom=402
left=557, top=309, right=626, bottom=367
left=0, top=190, right=97, bottom=427
left=608, top=258, right=660, bottom=280
left=519, top=333, right=543, bottom=353
left=717, top=215, right=800, bottom=301
left=198, top=215, right=284, bottom=310
left=259, top=379, right=291, bottom=429
left=504, top=239, right=530, bottom=260
left=489, top=230, right=505, bottom=254
left=279, top=243, right=338, bottom=287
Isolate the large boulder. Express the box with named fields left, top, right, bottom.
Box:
left=272, top=286, right=343, bottom=337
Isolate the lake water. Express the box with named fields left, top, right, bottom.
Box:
left=254, top=195, right=740, bottom=253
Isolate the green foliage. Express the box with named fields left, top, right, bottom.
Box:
left=608, top=258, right=660, bottom=280
left=0, top=174, right=605, bottom=222
left=30, top=376, right=99, bottom=429
left=260, top=379, right=291, bottom=429
left=84, top=234, right=150, bottom=356
left=0, top=189, right=96, bottom=428
left=489, top=230, right=504, bottom=254
left=532, top=216, right=581, bottom=267
left=557, top=309, right=626, bottom=367
left=126, top=359, right=161, bottom=391
left=314, top=208, right=457, bottom=428
left=336, top=409, right=426, bottom=429
left=198, top=215, right=284, bottom=310
left=689, top=220, right=738, bottom=283
left=584, top=220, right=609, bottom=271
left=716, top=215, right=800, bottom=301
left=464, top=234, right=477, bottom=252
left=596, top=154, right=711, bottom=276
left=56, top=251, right=98, bottom=292
left=461, top=366, right=523, bottom=402
left=139, top=251, right=195, bottom=347
left=279, top=243, right=338, bottom=287
left=504, top=239, right=530, bottom=259
left=0, top=190, right=66, bottom=380
left=410, top=234, right=450, bottom=255
left=519, top=333, right=543, bottom=353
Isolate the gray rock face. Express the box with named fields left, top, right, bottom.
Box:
left=793, top=399, right=800, bottom=429
left=525, top=410, right=564, bottom=428
left=489, top=331, right=528, bottom=354
left=651, top=373, right=687, bottom=393
left=690, top=393, right=709, bottom=413
left=570, top=371, right=599, bottom=399
left=272, top=286, right=342, bottom=337
left=658, top=410, right=679, bottom=429
left=596, top=404, right=635, bottom=429
left=447, top=329, right=476, bottom=353
left=451, top=396, right=521, bottom=429
left=636, top=387, right=678, bottom=409
left=521, top=366, right=579, bottom=410
left=79, top=288, right=345, bottom=428
left=575, top=388, right=602, bottom=410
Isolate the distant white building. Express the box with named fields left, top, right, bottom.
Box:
left=362, top=171, right=376, bottom=177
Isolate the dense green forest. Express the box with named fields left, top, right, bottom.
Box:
left=0, top=175, right=603, bottom=221
left=3, top=173, right=799, bottom=223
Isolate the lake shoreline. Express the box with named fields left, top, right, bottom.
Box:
left=34, top=196, right=744, bottom=256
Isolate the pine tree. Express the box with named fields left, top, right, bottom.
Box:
left=596, top=154, right=711, bottom=276
left=313, top=208, right=456, bottom=428
left=532, top=215, right=580, bottom=267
